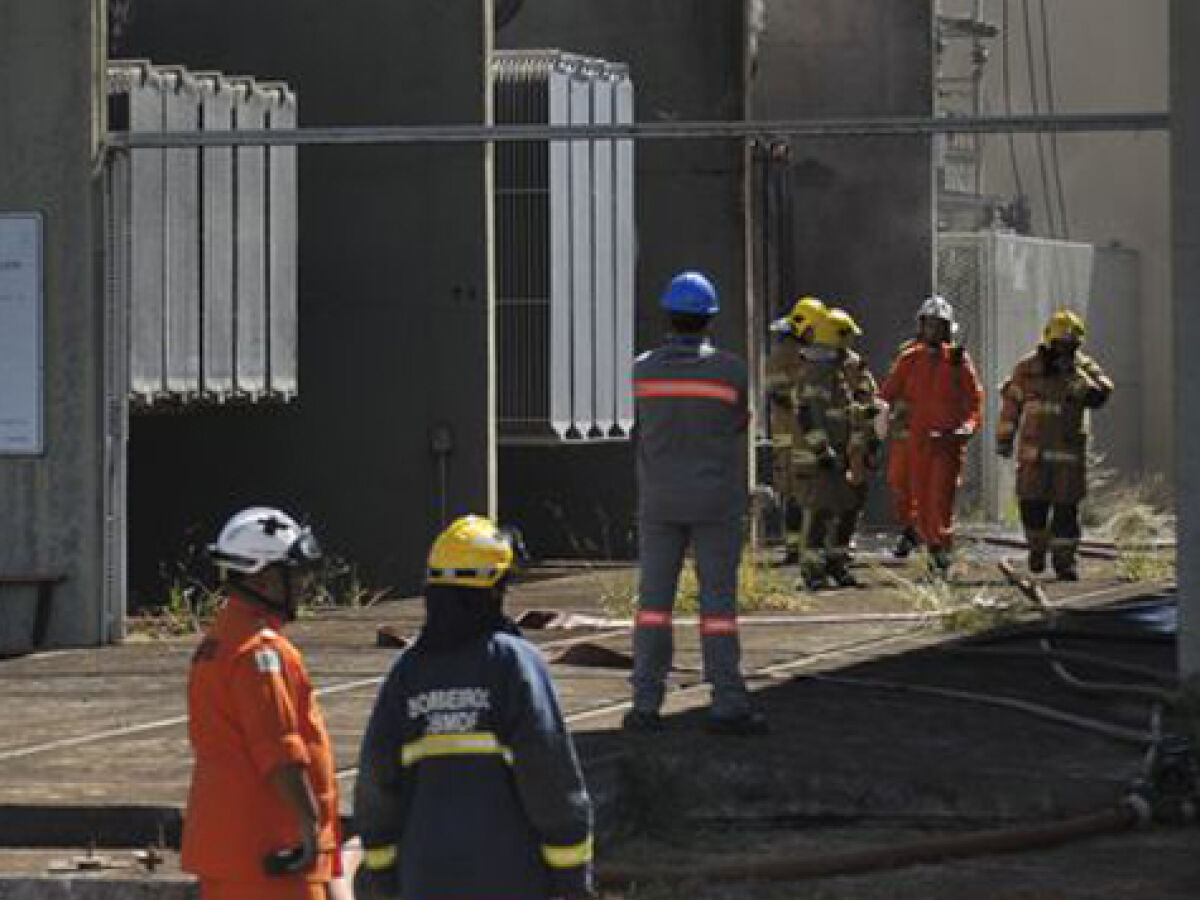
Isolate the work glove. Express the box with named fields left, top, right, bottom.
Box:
left=355, top=863, right=401, bottom=900
left=262, top=839, right=316, bottom=877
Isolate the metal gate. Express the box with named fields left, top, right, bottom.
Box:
left=937, top=231, right=1095, bottom=521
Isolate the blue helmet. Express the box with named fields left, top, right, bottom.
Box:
left=661, top=270, right=719, bottom=316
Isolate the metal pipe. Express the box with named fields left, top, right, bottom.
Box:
left=107, top=112, right=1171, bottom=150
left=1173, top=0, right=1200, bottom=683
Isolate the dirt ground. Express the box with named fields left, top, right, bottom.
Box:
left=0, top=539, right=1194, bottom=898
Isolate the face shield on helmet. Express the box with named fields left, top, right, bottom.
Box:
left=1043, top=309, right=1086, bottom=345
left=916, top=294, right=960, bottom=343
left=210, top=507, right=323, bottom=619
left=811, top=308, right=862, bottom=351
left=771, top=295, right=826, bottom=342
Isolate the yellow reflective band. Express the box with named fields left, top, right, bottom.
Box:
left=364, top=845, right=398, bottom=871
left=1027, top=400, right=1064, bottom=416
left=401, top=732, right=514, bottom=767
left=1042, top=449, right=1079, bottom=463
left=541, top=835, right=594, bottom=869
left=803, top=429, right=829, bottom=448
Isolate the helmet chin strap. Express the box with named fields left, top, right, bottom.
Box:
left=234, top=569, right=300, bottom=622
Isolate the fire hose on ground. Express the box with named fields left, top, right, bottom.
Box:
left=597, top=568, right=1197, bottom=887
left=596, top=801, right=1145, bottom=887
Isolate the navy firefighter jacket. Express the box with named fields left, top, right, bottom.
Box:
left=353, top=631, right=594, bottom=900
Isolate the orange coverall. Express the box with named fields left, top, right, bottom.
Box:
left=183, top=594, right=339, bottom=900
left=880, top=342, right=984, bottom=550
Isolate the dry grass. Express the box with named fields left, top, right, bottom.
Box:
left=1088, top=475, right=1176, bottom=583
left=867, top=556, right=1029, bottom=634
left=596, top=546, right=809, bottom=619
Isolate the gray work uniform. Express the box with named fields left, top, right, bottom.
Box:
left=632, top=334, right=750, bottom=717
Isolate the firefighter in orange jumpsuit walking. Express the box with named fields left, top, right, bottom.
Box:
left=884, top=337, right=919, bottom=558
left=183, top=507, right=341, bottom=900
left=879, top=296, right=984, bottom=575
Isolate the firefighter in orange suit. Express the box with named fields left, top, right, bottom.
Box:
left=183, top=507, right=340, bottom=900
left=884, top=340, right=919, bottom=558
left=997, top=310, right=1113, bottom=580
left=879, top=296, right=984, bottom=575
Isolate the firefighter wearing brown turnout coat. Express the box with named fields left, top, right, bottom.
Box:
left=792, top=309, right=879, bottom=590
left=997, top=310, right=1113, bottom=580
left=764, top=296, right=827, bottom=562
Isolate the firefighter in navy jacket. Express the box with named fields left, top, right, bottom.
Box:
left=353, top=516, right=594, bottom=900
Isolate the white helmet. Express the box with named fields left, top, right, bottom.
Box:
left=917, top=294, right=960, bottom=335
left=210, top=507, right=323, bottom=575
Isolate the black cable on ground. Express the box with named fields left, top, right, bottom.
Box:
left=942, top=645, right=1179, bottom=687
left=806, top=673, right=1151, bottom=745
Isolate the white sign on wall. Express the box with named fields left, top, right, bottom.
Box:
left=0, top=213, right=43, bottom=454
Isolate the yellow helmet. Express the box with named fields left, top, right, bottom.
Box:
left=427, top=515, right=515, bottom=588
left=812, top=308, right=862, bottom=350
left=1043, top=309, right=1086, bottom=344
left=771, top=295, right=827, bottom=339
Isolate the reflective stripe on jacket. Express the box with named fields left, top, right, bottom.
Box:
left=353, top=633, right=594, bottom=900
left=634, top=335, right=749, bottom=522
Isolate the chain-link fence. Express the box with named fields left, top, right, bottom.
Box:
left=937, top=231, right=1096, bottom=522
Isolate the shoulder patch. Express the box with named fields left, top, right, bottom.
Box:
left=254, top=648, right=282, bottom=674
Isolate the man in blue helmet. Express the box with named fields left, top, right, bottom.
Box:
left=625, top=270, right=767, bottom=736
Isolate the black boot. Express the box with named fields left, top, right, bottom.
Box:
left=622, top=709, right=664, bottom=732
left=893, top=526, right=920, bottom=559
left=827, top=558, right=859, bottom=588
left=928, top=547, right=952, bottom=578
left=1053, top=557, right=1079, bottom=581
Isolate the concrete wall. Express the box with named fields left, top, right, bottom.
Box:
left=754, top=0, right=935, bottom=399
left=972, top=0, right=1171, bottom=482
left=753, top=0, right=934, bottom=528
left=1173, top=0, right=1200, bottom=680
left=495, top=0, right=748, bottom=559
left=119, top=1, right=491, bottom=603
left=0, top=1, right=107, bottom=646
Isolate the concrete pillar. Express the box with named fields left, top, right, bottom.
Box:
left=0, top=1, right=108, bottom=646
left=1175, top=0, right=1200, bottom=682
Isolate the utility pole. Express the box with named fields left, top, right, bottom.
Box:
left=0, top=1, right=110, bottom=646
left=1174, top=0, right=1200, bottom=683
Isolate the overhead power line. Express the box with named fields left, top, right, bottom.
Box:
left=1001, top=0, right=1026, bottom=199
left=1022, top=0, right=1060, bottom=237
left=1039, top=0, right=1072, bottom=239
